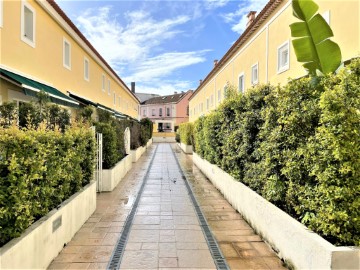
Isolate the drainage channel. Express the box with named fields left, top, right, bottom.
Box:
left=171, top=146, right=230, bottom=270
left=107, top=145, right=158, bottom=270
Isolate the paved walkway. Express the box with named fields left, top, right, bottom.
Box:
left=48, top=143, right=286, bottom=270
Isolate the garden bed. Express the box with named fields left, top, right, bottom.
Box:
left=193, top=153, right=359, bottom=270
left=101, top=155, right=133, bottom=192
left=0, top=181, right=96, bottom=269
left=178, top=142, right=193, bottom=154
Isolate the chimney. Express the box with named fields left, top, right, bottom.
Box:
left=174, top=91, right=178, bottom=94
left=199, top=79, right=203, bottom=85
left=131, top=82, right=135, bottom=93
left=214, top=59, right=218, bottom=67
left=246, top=11, right=257, bottom=28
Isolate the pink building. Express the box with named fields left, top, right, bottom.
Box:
left=140, top=90, right=193, bottom=132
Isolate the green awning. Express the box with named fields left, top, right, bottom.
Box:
left=0, top=69, right=79, bottom=107
left=68, top=91, right=97, bottom=107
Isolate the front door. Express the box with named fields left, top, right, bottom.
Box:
left=158, top=123, right=163, bottom=132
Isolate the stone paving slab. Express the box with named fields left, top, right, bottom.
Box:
left=174, top=144, right=288, bottom=270
left=49, top=143, right=287, bottom=269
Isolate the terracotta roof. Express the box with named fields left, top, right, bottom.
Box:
left=141, top=91, right=193, bottom=105
left=46, top=0, right=140, bottom=103
left=189, top=0, right=283, bottom=101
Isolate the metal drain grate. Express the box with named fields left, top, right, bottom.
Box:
left=107, top=145, right=159, bottom=270
left=171, top=147, right=230, bottom=270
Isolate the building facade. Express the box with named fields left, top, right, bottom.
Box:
left=189, top=0, right=359, bottom=122
left=140, top=91, right=193, bottom=132
left=0, top=0, right=139, bottom=118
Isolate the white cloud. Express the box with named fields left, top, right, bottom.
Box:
left=222, top=0, right=269, bottom=34
left=75, top=5, right=209, bottom=95
left=204, top=0, right=230, bottom=10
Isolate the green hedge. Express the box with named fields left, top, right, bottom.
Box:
left=193, top=59, right=360, bottom=246
left=179, top=122, right=194, bottom=145
left=0, top=125, right=96, bottom=247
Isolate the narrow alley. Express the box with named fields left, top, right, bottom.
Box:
left=48, top=143, right=286, bottom=270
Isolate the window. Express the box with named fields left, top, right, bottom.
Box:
left=165, top=123, right=171, bottom=129
left=0, top=0, right=3, bottom=28
left=21, top=1, right=35, bottom=47
left=108, top=79, right=111, bottom=95
left=200, top=103, right=203, bottom=112
left=159, top=108, right=163, bottom=116
left=118, top=96, right=121, bottom=107
left=206, top=98, right=209, bottom=111
left=218, top=89, right=221, bottom=103
left=238, top=73, right=245, bottom=93
left=277, top=41, right=289, bottom=73
left=84, top=58, right=89, bottom=81
left=63, top=38, right=71, bottom=70
left=113, top=92, right=116, bottom=105
left=251, top=63, right=258, bottom=85
left=152, top=109, right=156, bottom=116
left=210, top=95, right=214, bottom=107
left=102, top=74, right=106, bottom=91
left=166, top=107, right=170, bottom=116
left=143, top=109, right=146, bottom=116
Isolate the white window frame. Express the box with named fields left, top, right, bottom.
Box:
left=238, top=72, right=245, bottom=93
left=251, top=63, right=259, bottom=85
left=206, top=98, right=209, bottom=111
left=84, top=57, right=90, bottom=81
left=0, top=0, right=4, bottom=28
left=277, top=41, right=290, bottom=74
left=63, top=38, right=71, bottom=70
left=218, top=89, right=221, bottom=103
left=210, top=94, right=214, bottom=107
left=108, top=79, right=111, bottom=95
left=102, top=74, right=105, bottom=92
left=118, top=96, right=121, bottom=107
left=113, top=92, right=116, bottom=105
left=21, top=0, right=36, bottom=47
left=152, top=109, right=156, bottom=116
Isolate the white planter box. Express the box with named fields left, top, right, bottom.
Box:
left=178, top=142, right=193, bottom=154
left=146, top=138, right=153, bottom=148
left=192, top=153, right=359, bottom=270
left=0, top=181, right=96, bottom=269
left=101, top=154, right=132, bottom=192
left=131, top=146, right=145, bottom=163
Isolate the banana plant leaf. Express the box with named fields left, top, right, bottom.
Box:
left=290, top=0, right=342, bottom=75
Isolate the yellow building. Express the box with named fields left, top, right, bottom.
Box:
left=0, top=0, right=140, bottom=119
left=189, top=0, right=360, bottom=122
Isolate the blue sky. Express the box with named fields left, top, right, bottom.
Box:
left=57, top=0, right=269, bottom=95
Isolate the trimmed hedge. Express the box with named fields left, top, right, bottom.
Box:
left=0, top=124, right=96, bottom=247
left=179, top=122, right=194, bottom=145
left=193, top=59, right=360, bottom=246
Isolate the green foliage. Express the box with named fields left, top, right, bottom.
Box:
left=192, top=59, right=360, bottom=246
left=290, top=0, right=342, bottom=75
left=140, top=118, right=153, bottom=146
left=179, top=122, right=194, bottom=145
left=77, top=106, right=94, bottom=123
left=0, top=124, right=95, bottom=247
left=0, top=102, right=18, bottom=127
left=175, top=131, right=180, bottom=143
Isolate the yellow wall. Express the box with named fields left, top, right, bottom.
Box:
left=189, top=0, right=360, bottom=122
left=0, top=0, right=139, bottom=118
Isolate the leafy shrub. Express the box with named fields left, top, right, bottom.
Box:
left=179, top=122, right=193, bottom=145
left=192, top=59, right=360, bottom=246
left=140, top=118, right=153, bottom=146
left=175, top=131, right=180, bottom=143
left=94, top=122, right=120, bottom=169
left=0, top=124, right=95, bottom=247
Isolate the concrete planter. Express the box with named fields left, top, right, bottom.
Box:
left=101, top=154, right=132, bottom=192
left=131, top=146, right=146, bottom=163
left=193, top=153, right=359, bottom=270
left=0, top=181, right=96, bottom=269
left=146, top=138, right=153, bottom=148
left=178, top=142, right=193, bottom=154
